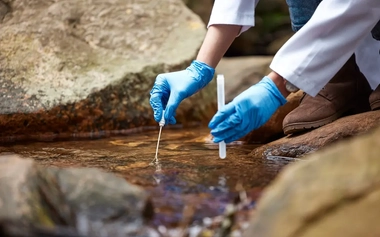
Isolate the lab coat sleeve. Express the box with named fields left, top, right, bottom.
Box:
left=354, top=32, right=380, bottom=90
left=207, top=0, right=259, bottom=35
left=269, top=0, right=380, bottom=96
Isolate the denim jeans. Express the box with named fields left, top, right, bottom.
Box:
left=286, top=0, right=380, bottom=40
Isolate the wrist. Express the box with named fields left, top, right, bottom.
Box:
left=189, top=60, right=215, bottom=87
left=267, top=71, right=290, bottom=98
left=196, top=24, right=241, bottom=68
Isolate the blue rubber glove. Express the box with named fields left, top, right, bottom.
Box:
left=150, top=60, right=215, bottom=124
left=209, top=76, right=287, bottom=143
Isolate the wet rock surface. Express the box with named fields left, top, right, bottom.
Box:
left=0, top=154, right=153, bottom=237
left=244, top=124, right=380, bottom=237
left=0, top=0, right=215, bottom=140
left=251, top=111, right=380, bottom=158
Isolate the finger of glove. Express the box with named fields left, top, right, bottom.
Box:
left=164, top=91, right=185, bottom=123
left=212, top=127, right=244, bottom=143
left=210, top=113, right=241, bottom=136
left=208, top=103, right=235, bottom=129
left=149, top=93, right=164, bottom=122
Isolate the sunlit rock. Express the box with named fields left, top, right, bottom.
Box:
left=0, top=0, right=215, bottom=140
left=244, top=124, right=380, bottom=237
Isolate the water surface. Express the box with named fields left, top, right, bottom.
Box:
left=0, top=127, right=291, bottom=232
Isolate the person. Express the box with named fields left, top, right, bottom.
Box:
left=149, top=0, right=380, bottom=144
left=278, top=0, right=380, bottom=134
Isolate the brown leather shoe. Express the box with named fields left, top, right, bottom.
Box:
left=369, top=85, right=380, bottom=110
left=283, top=54, right=372, bottom=135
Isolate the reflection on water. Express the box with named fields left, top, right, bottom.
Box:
left=0, top=127, right=291, bottom=231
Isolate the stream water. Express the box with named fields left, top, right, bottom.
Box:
left=0, top=127, right=292, bottom=236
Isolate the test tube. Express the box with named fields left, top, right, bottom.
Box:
left=217, top=74, right=226, bottom=159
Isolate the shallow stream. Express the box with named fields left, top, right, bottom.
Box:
left=0, top=127, right=291, bottom=235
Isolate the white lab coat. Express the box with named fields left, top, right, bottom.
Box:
left=208, top=0, right=380, bottom=96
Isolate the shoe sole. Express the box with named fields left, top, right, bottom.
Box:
left=370, top=100, right=380, bottom=111
left=283, top=111, right=344, bottom=135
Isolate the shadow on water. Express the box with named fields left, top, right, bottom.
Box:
left=0, top=127, right=292, bottom=233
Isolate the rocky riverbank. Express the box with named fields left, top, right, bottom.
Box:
left=0, top=0, right=216, bottom=141
left=2, top=0, right=380, bottom=236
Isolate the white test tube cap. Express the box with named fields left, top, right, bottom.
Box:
left=216, top=74, right=226, bottom=159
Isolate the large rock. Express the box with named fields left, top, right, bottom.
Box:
left=251, top=110, right=380, bottom=158
left=0, top=154, right=153, bottom=237
left=244, top=124, right=380, bottom=237
left=0, top=0, right=215, bottom=140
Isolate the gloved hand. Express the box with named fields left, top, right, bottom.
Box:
left=150, top=60, right=215, bottom=124
left=209, top=76, right=287, bottom=143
